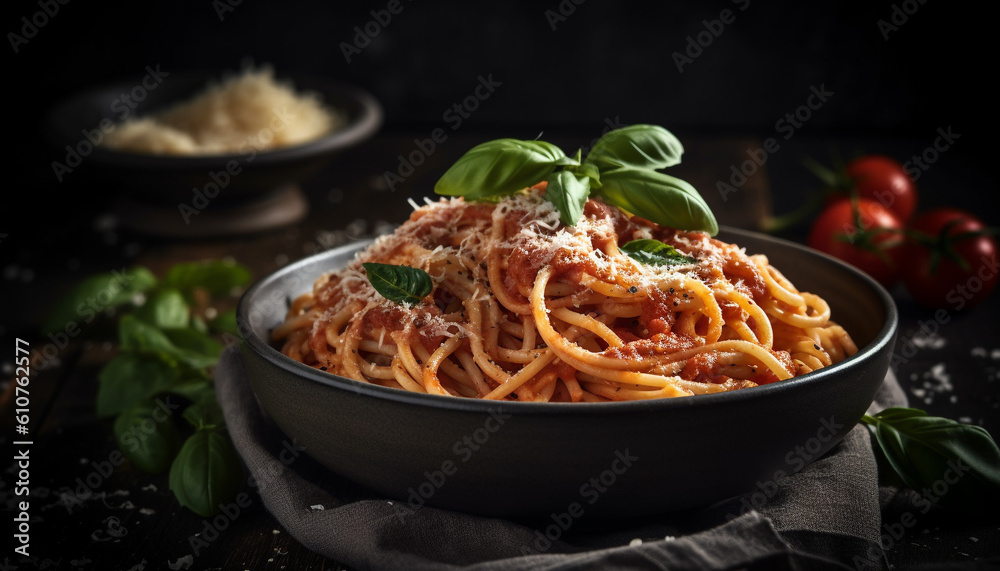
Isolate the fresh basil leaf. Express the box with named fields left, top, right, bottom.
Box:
left=191, top=315, right=209, bottom=334
left=862, top=408, right=1000, bottom=512
left=182, top=400, right=225, bottom=430
left=169, top=428, right=245, bottom=517
left=585, top=124, right=684, bottom=171
left=162, top=378, right=216, bottom=404
left=97, top=352, right=181, bottom=418
left=435, top=139, right=566, bottom=200
left=119, top=315, right=219, bottom=370
left=577, top=162, right=602, bottom=188
left=596, top=167, right=719, bottom=235
left=556, top=149, right=582, bottom=167
left=114, top=399, right=183, bottom=474
left=164, top=327, right=224, bottom=363
left=622, top=239, right=698, bottom=266
left=363, top=263, right=433, bottom=306
left=545, top=170, right=591, bottom=227
left=163, top=260, right=252, bottom=300
left=43, top=266, right=157, bottom=335
left=136, top=288, right=190, bottom=329
left=207, top=309, right=238, bottom=336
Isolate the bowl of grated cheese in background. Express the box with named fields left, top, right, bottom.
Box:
left=45, top=65, right=383, bottom=236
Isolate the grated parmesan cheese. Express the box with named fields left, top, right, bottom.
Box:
left=103, top=65, right=343, bottom=155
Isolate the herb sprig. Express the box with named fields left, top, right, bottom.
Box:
left=621, top=239, right=698, bottom=266
left=50, top=260, right=251, bottom=517
left=861, top=408, right=1000, bottom=512
left=434, top=124, right=718, bottom=234
left=363, top=262, right=433, bottom=306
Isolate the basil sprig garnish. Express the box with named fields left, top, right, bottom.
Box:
left=545, top=169, right=591, bottom=229
left=434, top=125, right=718, bottom=234
left=621, top=239, right=698, bottom=266
left=363, top=262, right=433, bottom=306
left=586, top=124, right=685, bottom=170
left=861, top=407, right=1000, bottom=512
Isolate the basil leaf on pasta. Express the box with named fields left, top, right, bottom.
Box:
left=545, top=170, right=591, bottom=227
left=435, top=139, right=567, bottom=201
left=363, top=263, right=433, bottom=306
left=622, top=239, right=698, bottom=266
left=578, top=162, right=602, bottom=188
left=431, top=125, right=717, bottom=235
left=596, top=167, right=719, bottom=236
left=585, top=124, right=684, bottom=171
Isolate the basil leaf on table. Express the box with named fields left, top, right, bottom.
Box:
left=162, top=378, right=216, bottom=405
left=47, top=256, right=253, bottom=517
left=621, top=239, right=698, bottom=267
left=96, top=352, right=181, bottom=418
left=119, top=315, right=220, bottom=370
left=191, top=315, right=209, bottom=334
left=43, top=266, right=157, bottom=335
left=135, top=288, right=190, bottom=329
left=163, top=260, right=252, bottom=300
left=545, top=170, right=592, bottom=227
left=169, top=428, right=245, bottom=518
left=363, top=263, right=433, bottom=307
left=585, top=124, right=685, bottom=171
left=114, top=399, right=183, bottom=474
left=434, top=139, right=567, bottom=200
left=595, top=167, right=719, bottom=235
left=862, top=407, right=1000, bottom=511
left=182, top=401, right=226, bottom=429
left=164, top=327, right=224, bottom=362
left=208, top=309, right=239, bottom=336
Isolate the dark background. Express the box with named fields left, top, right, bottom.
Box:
left=7, top=0, right=986, bottom=133
left=6, top=0, right=995, bottom=208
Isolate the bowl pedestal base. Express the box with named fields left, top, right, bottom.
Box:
left=114, top=184, right=308, bottom=237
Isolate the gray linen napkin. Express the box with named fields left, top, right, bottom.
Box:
left=215, top=345, right=907, bottom=570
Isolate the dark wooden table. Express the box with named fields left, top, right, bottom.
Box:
left=3, top=128, right=998, bottom=569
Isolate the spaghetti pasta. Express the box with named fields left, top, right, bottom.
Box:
left=273, top=186, right=858, bottom=402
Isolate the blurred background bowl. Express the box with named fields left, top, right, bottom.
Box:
left=43, top=69, right=382, bottom=236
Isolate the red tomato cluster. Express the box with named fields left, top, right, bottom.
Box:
left=803, top=155, right=997, bottom=309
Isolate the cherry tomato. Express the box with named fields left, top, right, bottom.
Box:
left=844, top=155, right=918, bottom=222
left=807, top=198, right=903, bottom=287
left=899, top=208, right=998, bottom=309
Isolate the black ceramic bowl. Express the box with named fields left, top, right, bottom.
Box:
left=236, top=227, right=897, bottom=519
left=44, top=70, right=382, bottom=202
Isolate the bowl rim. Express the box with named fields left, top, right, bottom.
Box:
left=236, top=225, right=898, bottom=415
left=45, top=69, right=383, bottom=168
